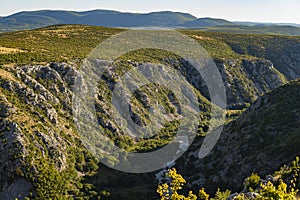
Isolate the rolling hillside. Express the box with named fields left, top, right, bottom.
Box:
left=195, top=25, right=300, bottom=36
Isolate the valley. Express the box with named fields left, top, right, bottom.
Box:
left=0, top=24, right=299, bottom=199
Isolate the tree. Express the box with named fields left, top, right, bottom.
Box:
left=157, top=168, right=197, bottom=200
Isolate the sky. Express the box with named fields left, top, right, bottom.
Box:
left=1, top=0, right=300, bottom=24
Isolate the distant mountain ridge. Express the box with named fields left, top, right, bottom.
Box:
left=235, top=21, right=300, bottom=27
left=0, top=10, right=197, bottom=31
left=1, top=9, right=300, bottom=35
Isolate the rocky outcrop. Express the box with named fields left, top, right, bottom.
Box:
left=226, top=35, right=300, bottom=81
left=0, top=119, right=28, bottom=191
left=165, top=58, right=286, bottom=109
left=242, top=59, right=285, bottom=91
left=218, top=59, right=286, bottom=109
left=228, top=192, right=261, bottom=200
left=227, top=174, right=276, bottom=200
left=0, top=178, right=32, bottom=200
left=267, top=43, right=300, bottom=80
left=0, top=63, right=80, bottom=196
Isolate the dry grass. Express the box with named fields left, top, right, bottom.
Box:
left=40, top=28, right=88, bottom=38
left=0, top=46, right=26, bottom=54
left=0, top=68, right=16, bottom=81
left=191, top=35, right=214, bottom=41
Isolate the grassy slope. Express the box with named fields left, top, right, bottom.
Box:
left=0, top=25, right=124, bottom=65
left=187, top=25, right=300, bottom=36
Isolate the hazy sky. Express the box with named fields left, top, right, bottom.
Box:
left=1, top=0, right=300, bottom=23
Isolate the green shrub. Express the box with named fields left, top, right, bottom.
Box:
left=212, top=189, right=231, bottom=200
left=245, top=173, right=261, bottom=191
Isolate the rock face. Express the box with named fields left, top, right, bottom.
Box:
left=168, top=58, right=286, bottom=109
left=0, top=120, right=27, bottom=191
left=0, top=178, right=32, bottom=200
left=0, top=63, right=80, bottom=197
left=221, top=33, right=300, bottom=81
left=228, top=192, right=261, bottom=200
left=217, top=59, right=286, bottom=109
left=267, top=43, right=300, bottom=80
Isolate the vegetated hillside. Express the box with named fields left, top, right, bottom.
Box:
left=0, top=62, right=104, bottom=199
left=182, top=30, right=300, bottom=80
left=178, top=80, right=300, bottom=193
left=0, top=25, right=299, bottom=199
left=189, top=25, right=300, bottom=36
left=0, top=10, right=197, bottom=32
left=0, top=25, right=124, bottom=64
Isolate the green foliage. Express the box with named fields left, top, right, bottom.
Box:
left=258, top=180, right=297, bottom=200
left=211, top=189, right=231, bottom=200
left=157, top=167, right=299, bottom=200
left=32, top=164, right=68, bottom=199
left=198, top=188, right=209, bottom=200
left=157, top=168, right=197, bottom=200
left=245, top=173, right=261, bottom=191
left=100, top=190, right=111, bottom=198
left=2, top=24, right=298, bottom=68
left=157, top=169, right=231, bottom=200
left=234, top=194, right=245, bottom=200
left=275, top=156, right=300, bottom=194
